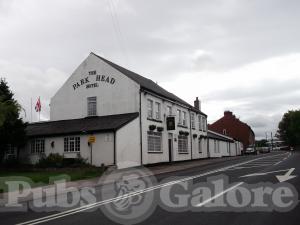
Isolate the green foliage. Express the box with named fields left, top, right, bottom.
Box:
left=255, top=139, right=268, bottom=147
left=36, top=153, right=64, bottom=168
left=0, top=78, right=27, bottom=161
left=278, top=110, right=300, bottom=147
left=36, top=153, right=89, bottom=168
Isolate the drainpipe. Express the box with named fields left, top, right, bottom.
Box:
left=189, top=110, right=193, bottom=160
left=139, top=90, right=143, bottom=166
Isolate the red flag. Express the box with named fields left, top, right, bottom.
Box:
left=35, top=97, right=41, bottom=112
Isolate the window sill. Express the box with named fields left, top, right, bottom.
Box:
left=148, top=151, right=163, bottom=154
left=64, top=151, right=80, bottom=153
left=147, top=118, right=163, bottom=123
left=178, top=152, right=189, bottom=154
left=177, top=124, right=188, bottom=128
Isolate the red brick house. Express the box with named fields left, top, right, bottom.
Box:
left=208, top=111, right=255, bottom=152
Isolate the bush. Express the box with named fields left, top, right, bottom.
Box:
left=36, top=153, right=90, bottom=168
left=36, top=153, right=64, bottom=168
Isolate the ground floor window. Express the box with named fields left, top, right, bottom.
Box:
left=214, top=140, right=220, bottom=153
left=5, top=144, right=15, bottom=155
left=198, top=138, right=202, bottom=153
left=31, top=139, right=45, bottom=154
left=148, top=132, right=162, bottom=153
left=178, top=135, right=188, bottom=153
left=64, top=137, right=80, bottom=152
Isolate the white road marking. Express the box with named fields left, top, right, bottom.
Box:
left=16, top=153, right=288, bottom=225
left=240, top=169, right=290, bottom=178
left=196, top=182, right=244, bottom=207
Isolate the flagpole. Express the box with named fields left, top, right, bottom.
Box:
left=39, top=96, right=41, bottom=122
left=30, top=98, right=32, bottom=123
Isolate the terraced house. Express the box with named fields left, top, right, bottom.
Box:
left=20, top=52, right=209, bottom=169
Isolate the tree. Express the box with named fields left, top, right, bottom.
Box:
left=255, top=139, right=268, bottom=147
left=277, top=110, right=300, bottom=148
left=0, top=78, right=27, bottom=161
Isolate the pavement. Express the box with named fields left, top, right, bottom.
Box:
left=0, top=151, right=299, bottom=225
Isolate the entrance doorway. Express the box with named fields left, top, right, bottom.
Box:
left=168, top=133, right=173, bottom=162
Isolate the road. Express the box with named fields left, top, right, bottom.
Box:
left=0, top=151, right=299, bottom=225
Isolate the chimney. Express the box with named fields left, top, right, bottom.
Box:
left=194, top=97, right=201, bottom=111
left=224, top=111, right=233, bottom=117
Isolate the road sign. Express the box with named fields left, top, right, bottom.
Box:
left=88, top=136, right=96, bottom=143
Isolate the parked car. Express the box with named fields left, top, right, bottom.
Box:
left=245, top=145, right=257, bottom=155
left=258, top=146, right=270, bottom=153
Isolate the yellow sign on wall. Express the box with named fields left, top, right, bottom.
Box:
left=88, top=136, right=96, bottom=143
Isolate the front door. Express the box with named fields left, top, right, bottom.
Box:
left=168, top=133, right=173, bottom=162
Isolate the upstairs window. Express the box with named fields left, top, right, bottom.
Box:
left=223, top=129, right=227, bottom=135
left=167, top=106, right=172, bottom=116
left=155, top=102, right=161, bottom=120
left=182, top=111, right=187, bottom=126
left=147, top=99, right=153, bottom=118
left=177, top=109, right=182, bottom=125
left=64, top=137, right=80, bottom=152
left=191, top=113, right=195, bottom=129
left=87, top=97, right=97, bottom=116
left=198, top=115, right=202, bottom=130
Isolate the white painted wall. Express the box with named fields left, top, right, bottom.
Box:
left=140, top=92, right=208, bottom=165
left=50, top=53, right=140, bottom=121
left=208, top=139, right=222, bottom=158
left=116, top=117, right=141, bottom=169
left=20, top=133, right=114, bottom=167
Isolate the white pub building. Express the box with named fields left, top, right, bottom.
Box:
left=20, top=52, right=241, bottom=169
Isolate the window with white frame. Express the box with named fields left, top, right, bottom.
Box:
left=64, top=137, right=80, bottom=152
left=214, top=140, right=218, bottom=153
left=31, top=139, right=45, bottom=154
left=203, top=117, right=207, bottom=131
left=87, top=97, right=97, bottom=116
left=198, top=115, right=202, bottom=130
left=147, top=132, right=162, bottom=153
left=147, top=99, right=153, bottom=119
left=177, top=109, right=182, bottom=125
left=198, top=138, right=202, bottom=153
left=191, top=113, right=195, bottom=129
left=154, top=102, right=161, bottom=120
left=167, top=106, right=172, bottom=116
left=5, top=144, right=15, bottom=155
left=182, top=111, right=187, bottom=126
left=223, top=129, right=227, bottom=135
left=178, top=135, right=188, bottom=153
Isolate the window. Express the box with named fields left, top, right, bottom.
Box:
left=198, top=138, right=202, bottom=153
left=87, top=97, right=97, bottom=116
left=214, top=140, right=217, bottom=153
left=198, top=115, right=202, bottom=130
left=227, top=143, right=230, bottom=153
left=191, top=113, right=195, bottom=129
left=182, top=111, right=187, bottom=126
left=178, top=135, right=188, bottom=153
left=148, top=132, right=162, bottom=152
left=147, top=99, right=153, bottom=118
left=31, top=139, right=45, bottom=154
left=155, top=102, right=161, bottom=120
left=64, top=137, right=80, bottom=152
left=5, top=144, right=15, bottom=155
left=223, top=129, right=227, bottom=135
left=177, top=109, right=182, bottom=125
left=167, top=106, right=172, bottom=116
left=202, top=117, right=207, bottom=131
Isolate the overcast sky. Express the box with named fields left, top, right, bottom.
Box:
left=1, top=0, right=300, bottom=139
